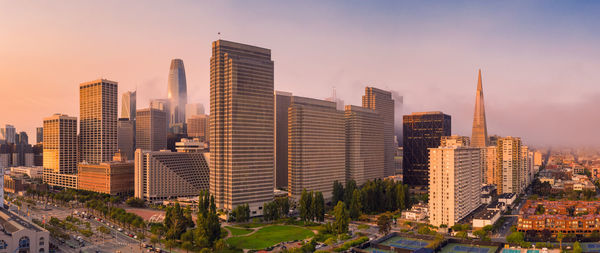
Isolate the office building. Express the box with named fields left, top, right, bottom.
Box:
left=167, top=59, right=187, bottom=127
left=395, top=147, right=403, bottom=176
left=274, top=91, right=292, bottom=189
left=393, top=92, right=404, bottom=146
left=497, top=136, right=523, bottom=194
left=77, top=151, right=134, bottom=195
left=42, top=114, right=78, bottom=188
left=36, top=127, right=43, bottom=144
left=136, top=108, right=167, bottom=151
left=363, top=87, right=395, bottom=177
left=428, top=143, right=481, bottom=227
left=288, top=96, right=345, bottom=199
left=121, top=91, right=136, bottom=120
left=345, top=105, right=384, bottom=185
left=134, top=149, right=209, bottom=202
left=15, top=132, right=28, bottom=145
left=210, top=40, right=274, bottom=215
left=187, top=114, right=209, bottom=142
left=0, top=125, right=15, bottom=144
left=150, top=99, right=170, bottom=113
left=0, top=208, right=49, bottom=253
left=471, top=69, right=488, bottom=147
left=80, top=79, right=118, bottom=164
left=117, top=119, right=135, bottom=160
left=403, top=112, right=451, bottom=187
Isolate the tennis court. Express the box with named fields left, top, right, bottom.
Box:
left=363, top=248, right=393, bottom=253
left=440, top=243, right=498, bottom=253
left=582, top=243, right=600, bottom=252
left=380, top=236, right=432, bottom=250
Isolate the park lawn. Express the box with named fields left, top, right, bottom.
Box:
left=226, top=225, right=314, bottom=249
left=235, top=222, right=265, bottom=228
left=225, top=226, right=253, bottom=236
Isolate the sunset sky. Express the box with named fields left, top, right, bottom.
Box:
left=1, top=1, right=600, bottom=147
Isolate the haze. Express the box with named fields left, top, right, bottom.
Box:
left=1, top=0, right=599, bottom=147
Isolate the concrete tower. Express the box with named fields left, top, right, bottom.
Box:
left=80, top=79, right=118, bottom=164
left=167, top=59, right=187, bottom=127
left=471, top=69, right=488, bottom=147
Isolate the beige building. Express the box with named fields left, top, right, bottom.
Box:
left=79, top=79, right=118, bottom=164
left=77, top=152, right=134, bottom=195
left=362, top=87, right=395, bottom=177
left=210, top=40, right=274, bottom=216
left=288, top=96, right=345, bottom=200
left=136, top=108, right=167, bottom=151
left=345, top=105, right=384, bottom=185
left=441, top=135, right=470, bottom=147
left=497, top=137, right=523, bottom=194
left=534, top=151, right=543, bottom=167
left=428, top=143, right=481, bottom=227
left=42, top=114, right=78, bottom=188
left=274, top=91, right=293, bottom=189
left=0, top=208, right=49, bottom=253
left=484, top=146, right=498, bottom=185
left=187, top=114, right=209, bottom=142
left=134, top=149, right=210, bottom=202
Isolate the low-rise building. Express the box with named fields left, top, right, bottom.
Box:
left=77, top=152, right=134, bottom=195
left=518, top=200, right=600, bottom=235
left=9, top=166, right=43, bottom=179
left=473, top=209, right=500, bottom=229
left=401, top=203, right=428, bottom=221
left=498, top=193, right=516, bottom=207
left=0, top=208, right=49, bottom=253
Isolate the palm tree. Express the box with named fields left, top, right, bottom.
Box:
left=557, top=231, right=564, bottom=250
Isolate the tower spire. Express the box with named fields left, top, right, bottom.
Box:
left=471, top=69, right=488, bottom=147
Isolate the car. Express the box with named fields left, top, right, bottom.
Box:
left=117, top=228, right=123, bottom=232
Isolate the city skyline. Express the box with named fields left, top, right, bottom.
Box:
left=2, top=1, right=600, bottom=147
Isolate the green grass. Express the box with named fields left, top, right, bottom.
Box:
left=235, top=222, right=265, bottom=228
left=225, top=226, right=253, bottom=236
left=226, top=225, right=314, bottom=250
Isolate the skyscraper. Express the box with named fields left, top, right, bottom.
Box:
left=36, top=127, right=43, bottom=144
left=121, top=91, right=136, bottom=120
left=274, top=91, right=292, bottom=189
left=167, top=59, right=187, bottom=127
left=42, top=114, right=78, bottom=188
left=497, top=136, right=523, bottom=194
left=363, top=87, right=395, bottom=177
left=210, top=40, right=274, bottom=215
left=136, top=108, right=167, bottom=151
left=117, top=119, right=135, bottom=160
left=403, top=111, right=451, bottom=187
left=428, top=141, right=481, bottom=227
left=0, top=125, right=16, bottom=144
left=288, top=96, right=345, bottom=199
left=80, top=79, right=118, bottom=164
left=187, top=114, right=209, bottom=142
left=471, top=69, right=488, bottom=147
left=345, top=105, right=385, bottom=185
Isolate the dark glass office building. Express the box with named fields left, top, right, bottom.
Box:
left=402, top=111, right=451, bottom=187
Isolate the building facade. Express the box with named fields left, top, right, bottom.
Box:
left=136, top=108, right=167, bottom=151
left=288, top=96, right=345, bottom=200
left=117, top=119, right=135, bottom=160
left=497, top=137, right=523, bottom=194
left=363, top=87, right=395, bottom=177
left=471, top=69, right=488, bottom=147
left=0, top=208, right=49, bottom=253
left=345, top=105, right=385, bottom=186
left=80, top=79, right=118, bottom=164
left=121, top=90, right=136, bottom=121
left=36, top=127, right=43, bottom=144
left=77, top=152, right=134, bottom=195
left=42, top=114, right=78, bottom=188
left=167, top=59, right=187, bottom=127
left=210, top=40, right=274, bottom=215
left=187, top=114, right=209, bottom=142
left=0, top=125, right=15, bottom=144
left=274, top=91, right=292, bottom=189
left=403, top=112, right=451, bottom=187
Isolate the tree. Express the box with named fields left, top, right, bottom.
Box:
left=474, top=229, right=489, bottom=241
left=232, top=204, right=250, bottom=222
left=299, top=189, right=313, bottom=222
left=181, top=241, right=194, bottom=253
left=333, top=202, right=349, bottom=234
left=507, top=231, right=524, bottom=245
left=349, top=189, right=362, bottom=220
left=574, top=241, right=582, bottom=253
left=275, top=197, right=290, bottom=218
left=196, top=191, right=221, bottom=247
left=313, top=192, right=325, bottom=222
left=557, top=231, right=564, bottom=250
left=344, top=180, right=357, bottom=205
left=332, top=181, right=344, bottom=206
left=377, top=214, right=392, bottom=235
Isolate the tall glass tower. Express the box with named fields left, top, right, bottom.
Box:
left=167, top=59, right=187, bottom=127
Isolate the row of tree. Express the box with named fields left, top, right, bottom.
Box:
left=298, top=190, right=325, bottom=222
left=333, top=179, right=410, bottom=217
left=263, top=197, right=290, bottom=221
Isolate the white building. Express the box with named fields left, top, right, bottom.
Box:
left=472, top=209, right=500, bottom=229
left=428, top=140, right=482, bottom=227
left=9, top=166, right=43, bottom=179
left=0, top=208, right=49, bottom=253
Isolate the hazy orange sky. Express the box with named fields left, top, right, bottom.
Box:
left=1, top=1, right=600, bottom=147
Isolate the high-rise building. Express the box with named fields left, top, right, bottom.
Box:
left=363, top=87, right=395, bottom=177
left=80, top=79, right=118, bottom=164
left=471, top=69, right=488, bottom=147
left=392, top=92, right=404, bottom=146
left=533, top=151, right=543, bottom=167
left=185, top=103, right=205, bottom=120
left=121, top=91, right=136, bottom=120
left=117, top=119, right=135, bottom=160
left=497, top=136, right=523, bottom=194
left=0, top=125, right=16, bottom=144
left=288, top=96, right=345, bottom=199
left=136, top=108, right=167, bottom=151
left=428, top=143, right=481, bottom=227
left=150, top=99, right=170, bottom=112
left=345, top=105, right=385, bottom=186
left=77, top=151, right=134, bottom=195
left=484, top=146, right=498, bottom=185
left=134, top=149, right=209, bottom=202
left=187, top=115, right=209, bottom=142
left=274, top=91, right=292, bottom=189
left=15, top=132, right=28, bottom=145
left=42, top=114, right=78, bottom=188
left=167, top=59, right=187, bottom=127
left=36, top=127, right=43, bottom=144
left=403, top=112, right=451, bottom=187
left=440, top=135, right=470, bottom=147
left=210, top=40, right=274, bottom=215
left=325, top=87, right=345, bottom=111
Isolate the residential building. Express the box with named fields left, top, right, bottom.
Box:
left=485, top=146, right=498, bottom=185
left=497, top=137, right=523, bottom=194
left=136, top=108, right=167, bottom=151
left=517, top=200, right=600, bottom=235
left=134, top=150, right=209, bottom=202
left=274, top=91, right=292, bottom=189
left=428, top=144, right=481, bottom=227
left=210, top=40, right=274, bottom=215
left=288, top=96, right=345, bottom=200
left=167, top=59, right=187, bottom=127
left=79, top=79, right=118, bottom=164
left=440, top=135, right=470, bottom=147
left=471, top=69, right=488, bottom=147
left=345, top=105, right=384, bottom=185
left=403, top=111, right=451, bottom=187
left=363, top=87, right=395, bottom=177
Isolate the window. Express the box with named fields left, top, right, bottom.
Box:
left=19, top=236, right=30, bottom=248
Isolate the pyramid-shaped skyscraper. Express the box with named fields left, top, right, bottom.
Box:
left=471, top=69, right=488, bottom=147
